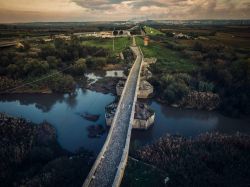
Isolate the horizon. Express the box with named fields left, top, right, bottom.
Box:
left=1, top=19, right=250, bottom=25
left=1, top=0, right=250, bottom=23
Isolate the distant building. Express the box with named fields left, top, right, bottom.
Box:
left=144, top=36, right=149, bottom=46
left=43, top=38, right=53, bottom=42
left=174, top=33, right=191, bottom=39
left=55, top=34, right=71, bottom=40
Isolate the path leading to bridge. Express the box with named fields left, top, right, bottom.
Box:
left=83, top=37, right=143, bottom=187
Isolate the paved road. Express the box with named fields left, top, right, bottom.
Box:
left=86, top=46, right=142, bottom=187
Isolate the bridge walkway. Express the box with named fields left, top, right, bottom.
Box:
left=83, top=38, right=143, bottom=187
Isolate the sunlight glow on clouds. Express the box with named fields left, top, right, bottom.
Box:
left=0, top=0, right=249, bottom=23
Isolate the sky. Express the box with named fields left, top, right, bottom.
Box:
left=0, top=0, right=250, bottom=23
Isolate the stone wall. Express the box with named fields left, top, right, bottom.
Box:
left=133, top=113, right=155, bottom=130
left=106, top=113, right=155, bottom=130
left=116, top=80, right=153, bottom=99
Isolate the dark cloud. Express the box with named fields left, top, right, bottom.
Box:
left=72, top=0, right=129, bottom=10
left=129, top=1, right=166, bottom=8
left=72, top=0, right=172, bottom=10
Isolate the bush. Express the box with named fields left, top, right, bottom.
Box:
left=164, top=82, right=189, bottom=104
left=198, top=81, right=214, bottom=92
left=46, top=56, right=60, bottom=69
left=72, top=58, right=87, bottom=75
left=86, top=57, right=106, bottom=70
left=40, top=45, right=57, bottom=59
left=193, top=42, right=204, bottom=52
left=23, top=59, right=49, bottom=77
left=47, top=73, right=75, bottom=93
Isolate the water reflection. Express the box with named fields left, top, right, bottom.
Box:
left=0, top=91, right=249, bottom=154
left=131, top=101, right=250, bottom=148
left=0, top=89, right=115, bottom=154
left=0, top=93, right=65, bottom=112
left=65, top=92, right=78, bottom=109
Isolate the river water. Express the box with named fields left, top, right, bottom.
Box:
left=0, top=89, right=249, bottom=154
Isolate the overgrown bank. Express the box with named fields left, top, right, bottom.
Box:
left=0, top=113, right=94, bottom=187
left=123, top=133, right=250, bottom=187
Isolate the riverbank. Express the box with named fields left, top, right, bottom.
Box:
left=123, top=132, right=250, bottom=187
left=155, top=91, right=220, bottom=111
left=0, top=63, right=126, bottom=95
left=0, top=113, right=94, bottom=187
left=86, top=77, right=119, bottom=95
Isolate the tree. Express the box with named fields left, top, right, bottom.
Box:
left=193, top=42, right=204, bottom=52
left=198, top=81, right=214, bottom=92
left=72, top=58, right=86, bottom=75
left=0, top=55, right=10, bottom=67
left=46, top=56, right=60, bottom=69
left=40, top=45, right=57, bottom=59
left=163, top=82, right=189, bottom=104
left=54, top=38, right=65, bottom=49
left=86, top=57, right=106, bottom=70
left=23, top=59, right=49, bottom=77
left=23, top=41, right=31, bottom=51
left=7, top=64, right=19, bottom=78
left=48, top=73, right=75, bottom=93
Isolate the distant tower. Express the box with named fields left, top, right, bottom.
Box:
left=144, top=36, right=149, bottom=46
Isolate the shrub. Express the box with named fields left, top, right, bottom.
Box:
left=164, top=82, right=189, bottom=104
left=23, top=59, right=49, bottom=77
left=47, top=73, right=75, bottom=93
left=86, top=57, right=106, bottom=70
left=198, top=81, right=215, bottom=92
left=72, top=58, right=86, bottom=75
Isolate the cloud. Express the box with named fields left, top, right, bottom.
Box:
left=0, top=0, right=250, bottom=22
left=72, top=0, right=130, bottom=10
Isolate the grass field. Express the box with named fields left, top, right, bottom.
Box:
left=208, top=32, right=250, bottom=50
left=143, top=26, right=164, bottom=36
left=82, top=37, right=132, bottom=54
left=136, top=36, right=197, bottom=73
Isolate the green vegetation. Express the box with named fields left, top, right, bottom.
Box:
left=143, top=26, right=164, bottom=36
left=0, top=35, right=128, bottom=93
left=138, top=25, right=250, bottom=117
left=72, top=58, right=87, bottom=75
left=136, top=36, right=196, bottom=73
left=135, top=36, right=198, bottom=105
left=47, top=72, right=76, bottom=93
left=82, top=37, right=131, bottom=55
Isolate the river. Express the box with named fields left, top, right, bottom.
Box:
left=0, top=89, right=249, bottom=154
